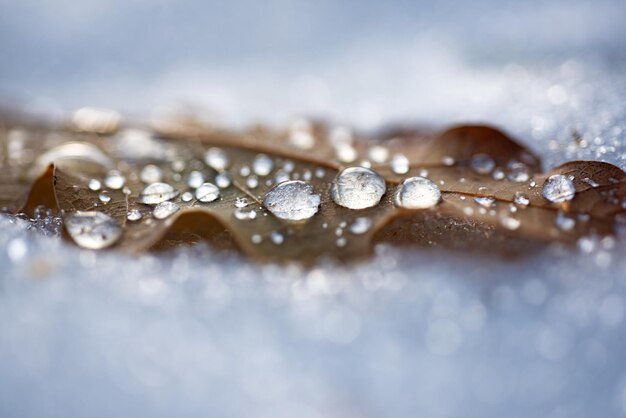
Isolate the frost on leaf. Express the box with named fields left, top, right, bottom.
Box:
left=1, top=118, right=625, bottom=263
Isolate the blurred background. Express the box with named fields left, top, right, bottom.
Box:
left=2, top=1, right=626, bottom=418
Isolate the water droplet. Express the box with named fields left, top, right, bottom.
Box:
left=394, top=177, right=441, bottom=209
left=204, top=147, right=229, bottom=170
left=514, top=193, right=530, bottom=207
left=235, top=197, right=248, bottom=208
left=181, top=192, right=194, bottom=202
left=251, top=234, right=262, bottom=244
left=215, top=172, right=232, bottom=188
left=153, top=201, right=180, bottom=219
left=282, top=160, right=295, bottom=173
left=507, top=162, right=530, bottom=182
left=171, top=159, right=186, bottom=173
left=140, top=164, right=163, bottom=184
left=98, top=192, right=111, bottom=203
left=274, top=170, right=290, bottom=184
left=474, top=196, right=495, bottom=208
left=441, top=156, right=455, bottom=166
left=302, top=170, right=312, bottom=181
left=252, top=154, right=274, bottom=176
left=127, top=209, right=142, bottom=221
left=470, top=154, right=495, bottom=174
left=187, top=170, right=205, bottom=189
left=263, top=180, right=320, bottom=221
left=330, top=167, right=386, bottom=210
left=500, top=215, right=521, bottom=230
left=88, top=179, right=101, bottom=191
left=65, top=211, right=121, bottom=249
left=195, top=183, right=220, bottom=202
left=418, top=168, right=429, bottom=177
left=349, top=217, right=372, bottom=234
left=315, top=168, right=325, bottom=178
left=138, top=182, right=179, bottom=205
left=390, top=154, right=409, bottom=174
left=104, top=170, right=126, bottom=190
left=543, top=174, right=576, bottom=203
left=336, top=144, right=358, bottom=163
left=582, top=177, right=599, bottom=188
left=246, top=175, right=259, bottom=189
left=239, top=166, right=251, bottom=176
left=336, top=237, right=347, bottom=247
left=492, top=168, right=505, bottom=180
left=555, top=211, right=576, bottom=231
left=369, top=145, right=389, bottom=163
left=234, top=208, right=257, bottom=220
left=270, top=231, right=284, bottom=245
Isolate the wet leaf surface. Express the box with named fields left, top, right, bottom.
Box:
left=1, top=118, right=625, bottom=263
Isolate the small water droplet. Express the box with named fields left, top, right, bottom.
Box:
left=263, top=180, right=320, bottom=221
left=98, top=192, right=111, bottom=203
left=171, top=160, right=186, bottom=172
left=270, top=231, right=284, bottom=245
left=140, top=164, right=163, bottom=183
left=349, top=217, right=372, bottom=234
left=65, top=211, right=121, bottom=249
left=391, top=154, right=410, bottom=174
left=215, top=172, right=232, bottom=188
left=507, top=162, right=530, bottom=182
left=315, top=168, right=325, bottom=178
left=500, top=215, right=521, bottom=230
left=555, top=211, right=576, bottom=231
left=104, top=170, right=126, bottom=190
left=204, top=147, right=229, bottom=170
left=282, top=160, right=295, bottom=173
left=181, top=191, right=194, bottom=202
left=302, top=170, right=312, bottom=181
left=543, top=174, right=576, bottom=203
left=330, top=167, right=386, bottom=209
left=251, top=234, right=262, bottom=244
left=474, top=196, right=496, bottom=208
left=252, top=154, right=274, bottom=176
left=336, top=237, right=347, bottom=247
left=582, top=177, right=599, bottom=188
left=492, top=168, right=505, bottom=180
left=514, top=193, right=530, bottom=207
left=470, top=154, right=495, bottom=174
left=153, top=201, right=180, bottom=219
left=246, top=175, right=259, bottom=189
left=442, top=156, right=455, bottom=166
left=187, top=170, right=205, bottom=188
left=394, top=177, right=441, bottom=209
left=418, top=168, right=429, bottom=177
left=274, top=170, right=290, bottom=184
left=195, top=183, right=220, bottom=202
left=240, top=166, right=251, bottom=176
left=127, top=209, right=142, bottom=221
left=336, top=144, right=358, bottom=163
left=235, top=197, right=248, bottom=208
left=369, top=145, right=389, bottom=163
left=88, top=179, right=101, bottom=191
left=138, top=182, right=179, bottom=205
left=234, top=208, right=257, bottom=220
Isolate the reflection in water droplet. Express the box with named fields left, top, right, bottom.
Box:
left=394, top=177, right=441, bottom=209
left=470, top=154, right=495, bottom=174
left=104, top=170, right=126, bottom=190
left=127, top=209, right=142, bottom=221
left=65, top=211, right=121, bottom=249
left=195, top=183, right=220, bottom=202
left=270, top=231, right=284, bottom=245
left=187, top=170, right=204, bottom=189
left=391, top=154, right=410, bottom=174
left=474, top=196, right=496, bottom=208
left=98, top=192, right=111, bottom=203
left=138, top=182, right=179, bottom=205
left=153, top=201, right=180, bottom=219
left=253, top=154, right=274, bottom=176
left=204, top=147, right=229, bottom=170
left=543, top=174, right=576, bottom=203
left=263, top=180, right=320, bottom=221
left=349, top=217, right=372, bottom=234
left=181, top=192, right=194, bottom=202
left=215, top=172, right=232, bottom=188
left=330, top=167, right=386, bottom=210
left=140, top=164, right=163, bottom=184
left=88, top=179, right=101, bottom=191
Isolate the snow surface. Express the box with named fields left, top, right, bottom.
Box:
left=2, top=0, right=626, bottom=417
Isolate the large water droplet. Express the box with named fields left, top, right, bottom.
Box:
left=543, top=174, right=576, bottom=203
left=140, top=164, right=163, bottom=184
left=153, top=201, right=180, bottom=219
left=391, top=154, right=410, bottom=174
left=138, top=182, right=179, bottom=205
left=394, top=177, right=441, bottom=209
left=65, top=211, right=121, bottom=249
left=195, top=182, right=220, bottom=202
left=104, top=170, right=126, bottom=190
left=263, top=180, right=320, bottom=221
left=204, top=147, right=229, bottom=170
left=470, top=154, right=495, bottom=174
left=252, top=154, right=274, bottom=176
left=330, top=167, right=386, bottom=210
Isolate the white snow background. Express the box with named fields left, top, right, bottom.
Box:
left=1, top=0, right=626, bottom=417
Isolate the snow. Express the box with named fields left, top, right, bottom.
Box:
left=1, top=0, right=626, bottom=417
